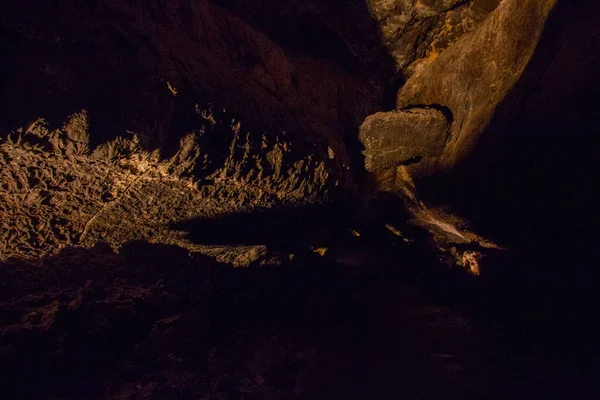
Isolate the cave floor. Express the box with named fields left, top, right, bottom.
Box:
left=0, top=213, right=597, bottom=400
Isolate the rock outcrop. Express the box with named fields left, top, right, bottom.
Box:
left=357, top=0, right=600, bottom=274
left=360, top=0, right=600, bottom=259
left=357, top=0, right=560, bottom=180
left=359, top=107, right=450, bottom=172
left=1, top=2, right=599, bottom=397
left=0, top=0, right=380, bottom=181
left=367, top=0, right=501, bottom=76
left=2, top=0, right=599, bottom=272
left=0, top=0, right=383, bottom=260
left=393, top=0, right=558, bottom=176
left=0, top=110, right=336, bottom=260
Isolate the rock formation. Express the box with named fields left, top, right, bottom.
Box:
left=360, top=0, right=599, bottom=263
left=0, top=0, right=514, bottom=262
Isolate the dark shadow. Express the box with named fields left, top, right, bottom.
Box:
left=418, top=0, right=600, bottom=263
left=294, top=14, right=365, bottom=76
left=172, top=204, right=352, bottom=251
left=0, top=241, right=429, bottom=398
left=415, top=1, right=600, bottom=382
left=382, top=74, right=407, bottom=111
left=0, top=0, right=397, bottom=178
left=3, top=237, right=596, bottom=399
left=212, top=0, right=397, bottom=84
left=0, top=239, right=562, bottom=399
left=0, top=16, right=174, bottom=151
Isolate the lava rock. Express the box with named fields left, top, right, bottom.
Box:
left=359, top=107, right=450, bottom=172
left=395, top=0, right=558, bottom=175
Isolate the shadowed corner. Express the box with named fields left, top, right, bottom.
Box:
left=0, top=239, right=506, bottom=399
left=170, top=202, right=365, bottom=253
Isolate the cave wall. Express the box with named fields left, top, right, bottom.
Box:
left=393, top=0, right=558, bottom=175
left=359, top=0, right=600, bottom=267
left=426, top=0, right=600, bottom=256
left=2, top=0, right=597, bottom=266
left=0, top=0, right=507, bottom=190
left=0, top=0, right=382, bottom=176
left=0, top=0, right=388, bottom=260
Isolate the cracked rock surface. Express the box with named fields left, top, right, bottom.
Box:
left=359, top=107, right=450, bottom=171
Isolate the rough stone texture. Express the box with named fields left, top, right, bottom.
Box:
left=214, top=0, right=500, bottom=83
left=395, top=0, right=558, bottom=176
left=0, top=111, right=336, bottom=260
left=0, top=0, right=379, bottom=178
left=415, top=0, right=600, bottom=259
left=356, top=0, right=600, bottom=295
left=0, top=0, right=392, bottom=261
left=367, top=0, right=501, bottom=76
left=0, top=0, right=518, bottom=262
left=2, top=0, right=596, bottom=272
left=359, top=107, right=450, bottom=171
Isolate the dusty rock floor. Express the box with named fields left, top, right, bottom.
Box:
left=2, top=208, right=598, bottom=400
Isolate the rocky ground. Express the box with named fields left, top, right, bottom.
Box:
left=2, top=222, right=597, bottom=399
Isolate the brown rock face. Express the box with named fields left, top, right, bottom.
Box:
left=0, top=110, right=340, bottom=260
left=1, top=0, right=598, bottom=264
left=394, top=0, right=559, bottom=176
left=367, top=0, right=501, bottom=76
left=0, top=0, right=386, bottom=259
left=360, top=0, right=600, bottom=262
left=360, top=0, right=565, bottom=186
left=359, top=107, right=450, bottom=172
left=0, top=0, right=380, bottom=175
left=356, top=0, right=563, bottom=265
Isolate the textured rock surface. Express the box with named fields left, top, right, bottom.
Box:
left=0, top=0, right=379, bottom=178
left=0, top=243, right=510, bottom=399
left=2, top=0, right=597, bottom=270
left=365, top=0, right=600, bottom=259
left=358, top=0, right=571, bottom=183
left=0, top=0, right=542, bottom=262
left=359, top=107, right=450, bottom=171
left=356, top=0, right=600, bottom=276
left=0, top=111, right=336, bottom=260
left=394, top=0, right=558, bottom=175
left=2, top=0, right=415, bottom=261
left=214, top=0, right=500, bottom=82
left=367, top=0, right=501, bottom=76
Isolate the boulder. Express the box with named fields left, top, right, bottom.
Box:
left=359, top=107, right=450, bottom=172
